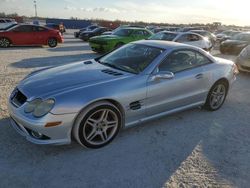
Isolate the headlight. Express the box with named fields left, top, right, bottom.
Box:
left=24, top=98, right=55, bottom=117
left=24, top=98, right=42, bottom=113
left=33, top=99, right=55, bottom=117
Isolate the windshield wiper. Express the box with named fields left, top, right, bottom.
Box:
left=101, top=62, right=136, bottom=74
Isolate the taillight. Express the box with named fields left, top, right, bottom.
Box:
left=233, top=63, right=239, bottom=75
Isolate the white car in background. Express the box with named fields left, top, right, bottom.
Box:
left=0, top=18, right=17, bottom=30
left=149, top=31, right=213, bottom=51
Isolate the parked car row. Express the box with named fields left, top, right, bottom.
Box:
left=0, top=24, right=63, bottom=48
left=75, top=25, right=220, bottom=53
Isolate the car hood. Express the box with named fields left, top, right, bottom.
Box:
left=90, top=35, right=123, bottom=41
left=222, top=40, right=248, bottom=45
left=18, top=60, right=130, bottom=99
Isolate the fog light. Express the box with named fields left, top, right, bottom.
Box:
left=30, top=131, right=43, bottom=139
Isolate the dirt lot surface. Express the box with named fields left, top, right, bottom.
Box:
left=0, top=31, right=250, bottom=188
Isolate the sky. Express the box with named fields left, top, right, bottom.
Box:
left=0, top=0, right=249, bottom=26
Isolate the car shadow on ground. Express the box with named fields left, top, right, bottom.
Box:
left=0, top=107, right=211, bottom=188
left=9, top=53, right=99, bottom=69
left=0, top=46, right=44, bottom=51
left=47, top=45, right=90, bottom=52
left=201, top=74, right=250, bottom=188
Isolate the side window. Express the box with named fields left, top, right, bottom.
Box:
left=159, top=50, right=196, bottom=73
left=13, top=25, right=33, bottom=32
left=143, top=30, right=150, bottom=36
left=188, top=34, right=200, bottom=41
left=133, top=30, right=144, bottom=36
left=196, top=53, right=212, bottom=66
left=176, top=34, right=188, bottom=42
left=36, top=26, right=47, bottom=32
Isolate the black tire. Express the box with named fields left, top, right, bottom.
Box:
left=0, top=37, right=11, bottom=48
left=115, top=42, right=124, bottom=49
left=73, top=101, right=122, bottom=149
left=48, top=38, right=57, bottom=48
left=204, top=80, right=228, bottom=111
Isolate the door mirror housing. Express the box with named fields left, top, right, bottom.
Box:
left=153, top=71, right=175, bottom=80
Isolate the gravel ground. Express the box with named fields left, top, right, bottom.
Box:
left=0, top=31, right=250, bottom=188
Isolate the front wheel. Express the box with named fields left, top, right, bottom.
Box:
left=73, top=101, right=122, bottom=149
left=0, top=38, right=11, bottom=48
left=204, top=81, right=228, bottom=111
left=48, top=38, right=57, bottom=48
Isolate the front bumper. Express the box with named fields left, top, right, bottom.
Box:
left=8, top=100, right=76, bottom=145
left=89, top=42, right=112, bottom=53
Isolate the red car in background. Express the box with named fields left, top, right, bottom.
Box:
left=0, top=24, right=63, bottom=48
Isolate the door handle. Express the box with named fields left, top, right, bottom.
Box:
left=195, top=73, right=203, bottom=79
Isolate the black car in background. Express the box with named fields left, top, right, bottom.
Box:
left=216, top=30, right=241, bottom=43
left=79, top=27, right=110, bottom=41
left=190, top=30, right=217, bottom=46
left=74, top=25, right=99, bottom=38
left=220, top=32, right=250, bottom=55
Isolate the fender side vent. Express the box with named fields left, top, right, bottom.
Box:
left=129, top=101, right=142, bottom=110
left=101, top=69, right=123, bottom=76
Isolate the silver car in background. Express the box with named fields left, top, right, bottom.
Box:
left=8, top=40, right=238, bottom=148
left=236, top=45, right=250, bottom=72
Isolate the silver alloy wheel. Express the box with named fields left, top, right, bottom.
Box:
left=209, top=84, right=226, bottom=109
left=0, top=38, right=10, bottom=47
left=82, top=109, right=119, bottom=145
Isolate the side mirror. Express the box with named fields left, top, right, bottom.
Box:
left=153, top=71, right=174, bottom=80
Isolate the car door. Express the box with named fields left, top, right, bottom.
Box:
left=146, top=49, right=210, bottom=116
left=10, top=25, right=36, bottom=45
left=33, top=26, right=49, bottom=45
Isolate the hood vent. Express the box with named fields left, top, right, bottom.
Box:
left=129, top=101, right=142, bottom=110
left=101, top=69, right=123, bottom=76
left=83, top=61, right=93, bottom=65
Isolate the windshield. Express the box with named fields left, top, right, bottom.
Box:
left=149, top=32, right=177, bottom=41
left=113, top=28, right=133, bottom=36
left=97, top=44, right=164, bottom=74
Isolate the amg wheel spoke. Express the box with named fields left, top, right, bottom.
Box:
left=100, top=110, right=109, bottom=121
left=87, top=118, right=97, bottom=127
left=106, top=121, right=117, bottom=128
left=100, top=130, right=108, bottom=141
left=87, top=129, right=97, bottom=141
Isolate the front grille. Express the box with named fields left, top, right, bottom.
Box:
left=11, top=89, right=27, bottom=107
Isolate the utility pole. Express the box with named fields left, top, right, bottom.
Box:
left=34, top=0, right=37, bottom=18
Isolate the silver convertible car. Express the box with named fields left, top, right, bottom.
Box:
left=8, top=40, right=238, bottom=148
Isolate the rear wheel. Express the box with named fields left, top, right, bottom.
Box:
left=0, top=38, right=11, bottom=48
left=48, top=38, right=57, bottom=48
left=204, top=81, right=228, bottom=111
left=73, top=101, right=122, bottom=149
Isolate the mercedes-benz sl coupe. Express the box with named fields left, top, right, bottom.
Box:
left=8, top=40, right=237, bottom=148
